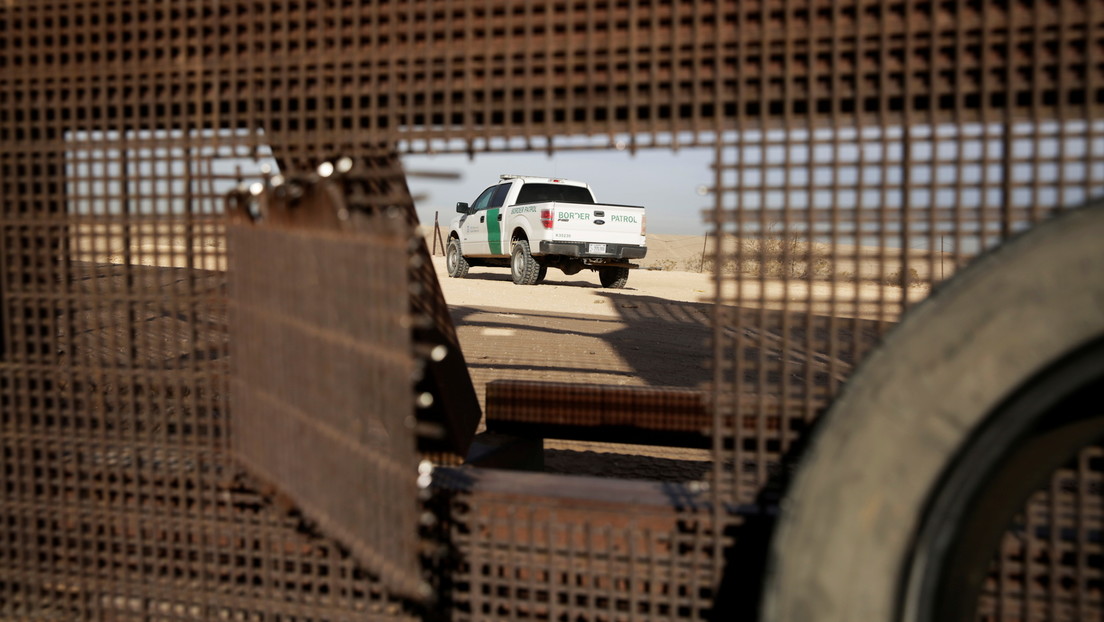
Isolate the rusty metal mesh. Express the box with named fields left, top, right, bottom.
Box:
left=227, top=186, right=422, bottom=599
left=710, top=0, right=1104, bottom=504
left=1, top=0, right=1103, bottom=620
left=707, top=0, right=1104, bottom=616
left=0, top=132, right=418, bottom=618
left=426, top=468, right=725, bottom=621
left=975, top=446, right=1104, bottom=621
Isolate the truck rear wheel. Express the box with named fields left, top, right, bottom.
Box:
left=598, top=267, right=629, bottom=288
left=761, top=202, right=1104, bottom=622
left=535, top=265, right=548, bottom=284
left=446, top=238, right=469, bottom=278
left=510, top=239, right=540, bottom=285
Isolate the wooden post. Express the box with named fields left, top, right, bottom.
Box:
left=700, top=231, right=709, bottom=273
left=431, top=211, right=439, bottom=255
left=431, top=211, right=446, bottom=256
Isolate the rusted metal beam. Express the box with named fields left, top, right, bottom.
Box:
left=484, top=379, right=712, bottom=448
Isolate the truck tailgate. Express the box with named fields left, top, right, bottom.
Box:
left=547, top=202, right=645, bottom=246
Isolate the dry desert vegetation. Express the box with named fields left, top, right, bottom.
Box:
left=424, top=225, right=958, bottom=288
left=70, top=217, right=956, bottom=295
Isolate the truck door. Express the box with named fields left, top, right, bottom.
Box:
left=460, top=185, right=496, bottom=255
left=465, top=182, right=511, bottom=256
left=484, top=183, right=513, bottom=256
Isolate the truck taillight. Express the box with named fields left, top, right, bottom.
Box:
left=642, top=212, right=647, bottom=236
left=540, top=208, right=554, bottom=229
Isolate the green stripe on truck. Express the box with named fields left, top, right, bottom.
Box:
left=487, top=207, right=502, bottom=255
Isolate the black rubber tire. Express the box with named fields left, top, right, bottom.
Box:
left=535, top=264, right=548, bottom=284
left=761, top=202, right=1104, bottom=622
left=445, top=238, right=469, bottom=278
left=598, top=266, right=629, bottom=288
left=510, top=239, right=540, bottom=285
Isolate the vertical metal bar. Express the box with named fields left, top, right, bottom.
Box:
left=898, top=0, right=915, bottom=309
left=645, top=1, right=659, bottom=145
left=669, top=0, right=681, bottom=149
left=564, top=519, right=577, bottom=620
left=299, top=1, right=310, bottom=156
left=627, top=515, right=639, bottom=619
left=778, top=0, right=795, bottom=473
left=1048, top=467, right=1062, bottom=621
left=1084, top=0, right=1100, bottom=206
left=689, top=0, right=702, bottom=141
left=584, top=520, right=597, bottom=619
left=951, top=1, right=967, bottom=281
left=1075, top=449, right=1093, bottom=620
left=874, top=0, right=891, bottom=332
left=626, top=0, right=638, bottom=153
left=1025, top=487, right=1039, bottom=621
left=727, top=0, right=748, bottom=505
left=523, top=0, right=535, bottom=150
left=584, top=0, right=596, bottom=138
left=605, top=0, right=618, bottom=143
left=526, top=508, right=537, bottom=616
left=753, top=0, right=771, bottom=507
left=484, top=0, right=496, bottom=151
left=826, top=0, right=843, bottom=400
left=849, top=0, right=867, bottom=397
left=543, top=0, right=555, bottom=151
left=978, top=0, right=996, bottom=254
left=406, top=0, right=417, bottom=149
left=1027, top=0, right=1044, bottom=228
left=926, top=19, right=940, bottom=298
left=1000, top=96, right=1015, bottom=244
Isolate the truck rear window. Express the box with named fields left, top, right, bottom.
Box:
left=515, top=184, right=595, bottom=205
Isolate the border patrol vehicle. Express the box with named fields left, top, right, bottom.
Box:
left=446, top=175, right=647, bottom=288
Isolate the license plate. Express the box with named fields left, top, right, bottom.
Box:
left=588, top=243, right=607, bottom=254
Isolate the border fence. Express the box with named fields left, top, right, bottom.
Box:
left=1, top=1, right=1102, bottom=620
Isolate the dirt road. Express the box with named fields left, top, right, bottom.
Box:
left=434, top=256, right=716, bottom=397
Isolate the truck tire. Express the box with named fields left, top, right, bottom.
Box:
left=598, top=267, right=629, bottom=288
left=761, top=202, right=1104, bottom=622
left=446, top=238, right=469, bottom=278
left=535, top=265, right=548, bottom=284
left=510, top=239, right=540, bottom=285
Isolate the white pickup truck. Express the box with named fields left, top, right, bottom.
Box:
left=445, top=175, right=647, bottom=288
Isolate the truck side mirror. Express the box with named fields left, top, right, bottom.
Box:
left=456, top=202, right=470, bottom=214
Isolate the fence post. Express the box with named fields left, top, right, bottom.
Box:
left=431, top=211, right=446, bottom=256
left=700, top=231, right=709, bottom=273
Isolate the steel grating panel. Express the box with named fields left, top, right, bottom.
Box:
left=227, top=175, right=424, bottom=600
left=705, top=1, right=1104, bottom=618
left=0, top=132, right=418, bottom=619
left=0, top=38, right=423, bottom=615
left=428, top=468, right=726, bottom=621
left=706, top=0, right=1104, bottom=503
left=975, top=446, right=1104, bottom=622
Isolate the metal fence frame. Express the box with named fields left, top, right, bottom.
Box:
left=1, top=1, right=1102, bottom=620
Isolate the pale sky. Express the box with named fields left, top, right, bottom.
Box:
left=401, top=147, right=717, bottom=235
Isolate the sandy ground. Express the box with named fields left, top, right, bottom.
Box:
left=433, top=255, right=718, bottom=313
